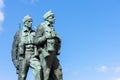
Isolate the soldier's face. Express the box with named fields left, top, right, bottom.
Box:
left=47, top=15, right=55, bottom=24
left=24, top=19, right=32, bottom=28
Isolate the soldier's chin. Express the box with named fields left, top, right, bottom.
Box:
left=51, top=21, right=55, bottom=24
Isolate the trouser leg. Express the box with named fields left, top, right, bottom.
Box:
left=30, top=58, right=41, bottom=80
left=42, top=55, right=54, bottom=80
left=18, top=59, right=29, bottom=80
left=53, top=58, right=63, bottom=80
left=54, top=65, right=63, bottom=80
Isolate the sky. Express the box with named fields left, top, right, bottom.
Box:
left=0, top=0, right=120, bottom=80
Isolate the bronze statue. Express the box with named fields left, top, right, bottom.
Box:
left=12, top=11, right=63, bottom=80
left=12, top=15, right=41, bottom=80
left=35, top=11, right=63, bottom=80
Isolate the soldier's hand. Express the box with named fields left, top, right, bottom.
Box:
left=33, top=39, right=37, bottom=45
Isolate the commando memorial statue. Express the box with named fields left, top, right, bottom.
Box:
left=12, top=10, right=63, bottom=80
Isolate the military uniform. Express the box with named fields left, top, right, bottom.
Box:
left=12, top=15, right=41, bottom=80
left=18, top=28, right=41, bottom=80
left=35, top=20, right=63, bottom=80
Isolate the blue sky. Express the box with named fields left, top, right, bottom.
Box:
left=0, top=0, right=120, bottom=80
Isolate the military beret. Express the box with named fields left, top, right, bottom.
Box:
left=43, top=10, right=54, bottom=19
left=23, top=15, right=32, bottom=23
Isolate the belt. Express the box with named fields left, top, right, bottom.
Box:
left=26, top=45, right=34, bottom=48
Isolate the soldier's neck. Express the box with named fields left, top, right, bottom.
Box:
left=23, top=26, right=32, bottom=32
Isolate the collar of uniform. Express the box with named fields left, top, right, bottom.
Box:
left=23, top=26, right=31, bottom=32
left=44, top=21, right=53, bottom=27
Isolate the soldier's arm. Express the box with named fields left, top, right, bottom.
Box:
left=55, top=36, right=61, bottom=55
left=35, top=25, right=47, bottom=45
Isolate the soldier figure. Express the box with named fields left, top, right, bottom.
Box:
left=35, top=11, right=63, bottom=80
left=12, top=15, right=41, bottom=80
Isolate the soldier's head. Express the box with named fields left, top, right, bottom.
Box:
left=23, top=15, right=32, bottom=29
left=43, top=10, right=55, bottom=24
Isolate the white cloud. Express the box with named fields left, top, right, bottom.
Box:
left=97, top=65, right=108, bottom=72
left=0, top=0, right=4, bottom=33
left=0, top=0, right=4, bottom=8
left=0, top=11, right=4, bottom=22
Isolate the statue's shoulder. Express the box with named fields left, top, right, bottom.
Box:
left=40, top=21, right=45, bottom=25
left=31, top=29, right=35, bottom=33
left=15, top=30, right=22, bottom=35
left=41, top=22, right=47, bottom=28
left=37, top=22, right=45, bottom=30
left=14, top=30, right=22, bottom=38
left=13, top=30, right=22, bottom=44
left=31, top=30, right=35, bottom=36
